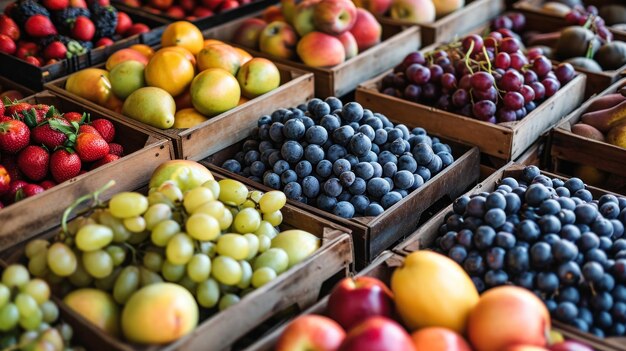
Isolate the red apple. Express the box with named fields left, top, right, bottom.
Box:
left=259, top=21, right=298, bottom=59
left=297, top=31, right=345, bottom=67
left=354, top=0, right=392, bottom=16
left=410, top=327, right=472, bottom=351
left=179, top=0, right=196, bottom=12
left=276, top=315, right=345, bottom=351
left=220, top=0, right=239, bottom=11
left=165, top=5, right=185, bottom=18
left=193, top=6, right=214, bottom=17
left=337, top=31, right=358, bottom=59
left=549, top=341, right=594, bottom=351
left=339, top=316, right=416, bottom=351
left=349, top=8, right=381, bottom=51
left=293, top=0, right=320, bottom=36
left=313, top=0, right=357, bottom=35
left=232, top=18, right=267, bottom=49
left=326, top=277, right=393, bottom=330
left=263, top=5, right=286, bottom=22
left=390, top=0, right=435, bottom=23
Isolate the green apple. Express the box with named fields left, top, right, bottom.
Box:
left=110, top=60, right=146, bottom=99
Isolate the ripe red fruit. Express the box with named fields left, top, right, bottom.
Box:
left=0, top=99, right=4, bottom=116
left=124, top=23, right=149, bottom=36
left=91, top=154, right=119, bottom=169
left=0, top=15, right=20, bottom=40
left=17, top=145, right=50, bottom=181
left=20, top=183, right=45, bottom=198
left=4, top=180, right=28, bottom=204
left=39, top=180, right=56, bottom=189
left=179, top=0, right=195, bottom=12
left=15, top=42, right=38, bottom=59
left=107, top=142, right=124, bottom=156
left=0, top=165, right=10, bottom=195
left=24, top=15, right=57, bottom=37
left=71, top=16, right=95, bottom=41
left=193, top=6, right=213, bottom=17
left=43, top=41, right=67, bottom=60
left=5, top=102, right=31, bottom=117
left=115, top=11, right=132, bottom=35
left=0, top=119, right=30, bottom=153
left=31, top=118, right=71, bottom=149
left=24, top=56, right=41, bottom=66
left=95, top=37, right=113, bottom=47
left=90, top=119, right=115, bottom=142
left=78, top=124, right=100, bottom=136
left=49, top=149, right=81, bottom=183
left=0, top=34, right=15, bottom=55
left=166, top=6, right=185, bottom=18
left=43, top=0, right=69, bottom=10
left=63, top=111, right=85, bottom=123
left=69, top=0, right=87, bottom=8
left=76, top=132, right=109, bottom=161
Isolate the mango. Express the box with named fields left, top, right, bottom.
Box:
left=65, top=68, right=113, bottom=106
left=173, top=108, right=209, bottom=129
left=149, top=160, right=214, bottom=192
left=581, top=100, right=626, bottom=133
left=122, top=87, right=176, bottom=129
left=236, top=58, right=281, bottom=99
left=571, top=123, right=605, bottom=142
left=607, top=122, right=626, bottom=148
left=63, top=289, right=120, bottom=336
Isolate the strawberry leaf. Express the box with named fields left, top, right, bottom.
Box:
left=23, top=108, right=39, bottom=128
left=82, top=113, right=90, bottom=124
left=14, top=188, right=24, bottom=202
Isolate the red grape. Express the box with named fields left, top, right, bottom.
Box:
left=541, top=78, right=560, bottom=98
left=393, top=73, right=407, bottom=89
left=382, top=87, right=397, bottom=96
left=433, top=50, right=448, bottom=59
left=500, top=37, right=521, bottom=54
left=403, top=84, right=422, bottom=102
left=484, top=36, right=498, bottom=48
left=508, top=13, right=526, bottom=32
left=436, top=56, right=451, bottom=66
left=530, top=81, right=545, bottom=100
left=473, top=86, right=498, bottom=102
left=405, top=64, right=421, bottom=83
left=491, top=16, right=513, bottom=30
left=565, top=11, right=581, bottom=24
left=459, top=74, right=472, bottom=90
left=436, top=95, right=451, bottom=110
left=503, top=91, right=524, bottom=110
left=523, top=70, right=538, bottom=84
left=520, top=85, right=535, bottom=104
left=463, top=34, right=484, bottom=54
left=473, top=100, right=497, bottom=121
left=509, top=52, right=528, bottom=70
left=470, top=71, right=495, bottom=91
left=422, top=83, right=439, bottom=100
left=497, top=108, right=517, bottom=123
left=382, top=73, right=395, bottom=88
left=526, top=47, right=544, bottom=60
left=497, top=28, right=516, bottom=38
left=532, top=56, right=552, bottom=77
left=555, top=63, right=575, bottom=84
left=457, top=104, right=473, bottom=117
left=441, top=73, right=457, bottom=90
left=452, top=89, right=469, bottom=107
left=411, top=65, right=431, bottom=85
left=499, top=70, right=523, bottom=92
left=495, top=52, right=511, bottom=69
left=429, top=64, right=443, bottom=83
left=402, top=52, right=426, bottom=68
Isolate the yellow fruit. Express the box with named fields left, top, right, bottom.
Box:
left=271, top=230, right=320, bottom=268
left=149, top=160, right=214, bottom=193
left=65, top=68, right=113, bottom=106
left=196, top=44, right=242, bottom=75
left=573, top=164, right=606, bottom=186
left=190, top=68, right=240, bottom=117
left=145, top=50, right=195, bottom=97
left=63, top=289, right=120, bottom=336
left=158, top=46, right=197, bottom=67
left=203, top=38, right=225, bottom=47
left=174, top=108, right=209, bottom=128
left=391, top=251, right=479, bottom=333
left=129, top=44, right=155, bottom=59
left=161, top=21, right=204, bottom=55
left=237, top=57, right=281, bottom=99
left=234, top=47, right=253, bottom=66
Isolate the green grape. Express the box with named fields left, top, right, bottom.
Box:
left=113, top=266, right=140, bottom=304
left=255, top=221, right=278, bottom=239
left=193, top=200, right=226, bottom=219
left=28, top=249, right=49, bottom=278
left=202, top=179, right=220, bottom=199
left=144, top=203, right=172, bottom=230
left=19, top=330, right=39, bottom=347
left=123, top=216, right=146, bottom=233
left=20, top=279, right=50, bottom=305
left=263, top=210, right=283, bottom=226
left=68, top=260, right=93, bottom=288
left=218, top=293, right=240, bottom=311
left=162, top=261, right=185, bottom=282
left=252, top=248, right=289, bottom=274
left=44, top=272, right=63, bottom=285
left=186, top=213, right=220, bottom=241
left=229, top=207, right=239, bottom=217
left=82, top=250, right=114, bottom=279
left=105, top=245, right=127, bottom=266
left=46, top=243, right=77, bottom=277
left=147, top=191, right=174, bottom=208
left=218, top=208, right=233, bottom=231
left=0, top=303, right=19, bottom=331
left=40, top=301, right=59, bottom=324
left=37, top=322, right=50, bottom=333
left=39, top=328, right=64, bottom=350
left=218, top=179, right=248, bottom=206
left=66, top=217, right=96, bottom=236
left=211, top=256, right=242, bottom=286
left=183, top=187, right=215, bottom=214
left=233, top=208, right=261, bottom=233
left=0, top=284, right=9, bottom=308
left=237, top=260, right=252, bottom=290
left=19, top=307, right=42, bottom=331
left=243, top=234, right=260, bottom=261
left=139, top=267, right=163, bottom=287
left=165, top=233, right=194, bottom=265
left=97, top=211, right=132, bottom=243
left=258, top=191, right=286, bottom=214
left=186, top=254, right=211, bottom=283
left=15, top=293, right=38, bottom=318
left=249, top=190, right=263, bottom=204
left=76, top=224, right=114, bottom=252
left=251, top=267, right=277, bottom=288
left=216, top=234, right=250, bottom=260
left=218, top=283, right=239, bottom=294
left=256, top=234, right=271, bottom=253
left=58, top=322, right=73, bottom=341
left=157, top=181, right=183, bottom=203
left=178, top=276, right=197, bottom=293
left=127, top=231, right=150, bottom=245
left=241, top=199, right=256, bottom=209
left=143, top=251, right=164, bottom=272
left=151, top=220, right=181, bottom=247
left=109, top=192, right=149, bottom=219
left=94, top=267, right=121, bottom=291
left=2, top=264, right=30, bottom=288
left=25, top=240, right=49, bottom=259
left=196, top=278, right=220, bottom=308
left=199, top=242, right=217, bottom=258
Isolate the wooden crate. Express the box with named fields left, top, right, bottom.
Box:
left=203, top=12, right=421, bottom=98
left=0, top=91, right=174, bottom=251
left=1, top=179, right=354, bottom=351
left=393, top=162, right=626, bottom=349
left=0, top=75, right=36, bottom=95
left=0, top=11, right=167, bottom=91
left=550, top=78, right=626, bottom=194
left=244, top=250, right=625, bottom=351
left=46, top=63, right=314, bottom=161
left=199, top=105, right=481, bottom=267
left=356, top=62, right=586, bottom=161
left=377, top=0, right=506, bottom=45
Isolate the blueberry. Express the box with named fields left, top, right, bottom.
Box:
left=283, top=119, right=305, bottom=140
left=271, top=108, right=291, bottom=123
left=525, top=183, right=551, bottom=206
left=339, top=171, right=356, bottom=187
left=337, top=191, right=352, bottom=202
left=333, top=159, right=351, bottom=176
left=279, top=169, right=296, bottom=185
left=543, top=233, right=561, bottom=245
left=349, top=133, right=372, bottom=157
left=501, top=177, right=519, bottom=188
left=583, top=261, right=604, bottom=283
left=320, top=114, right=340, bottom=132
left=536, top=271, right=559, bottom=293
left=295, top=160, right=312, bottom=178
left=448, top=245, right=468, bottom=264
left=555, top=302, right=578, bottom=322
left=349, top=177, right=367, bottom=195
left=558, top=261, right=582, bottom=284
left=600, top=202, right=620, bottom=219
left=258, top=114, right=272, bottom=126
left=373, top=129, right=388, bottom=145
left=556, top=187, right=571, bottom=197
left=333, top=201, right=355, bottom=218
left=558, top=286, right=580, bottom=303
left=501, top=193, right=521, bottom=215
left=301, top=176, right=320, bottom=198
left=558, top=197, right=576, bottom=211
left=327, top=144, right=347, bottom=162
left=457, top=229, right=474, bottom=249
left=614, top=285, right=626, bottom=302
left=273, top=160, right=290, bottom=175
left=613, top=259, right=626, bottom=283
left=522, top=165, right=541, bottom=182
left=381, top=191, right=403, bottom=209
left=250, top=161, right=266, bottom=177
left=283, top=182, right=302, bottom=200
left=371, top=162, right=383, bottom=178
left=484, top=270, right=509, bottom=287
left=453, top=195, right=470, bottom=215
left=332, top=125, right=355, bottom=146
left=557, top=209, right=576, bottom=225
left=269, top=122, right=285, bottom=143
left=409, top=174, right=424, bottom=191
left=532, top=174, right=553, bottom=187
left=539, top=199, right=561, bottom=215
left=412, top=143, right=434, bottom=165
left=304, top=144, right=325, bottom=165
left=531, top=242, right=552, bottom=268
left=365, top=203, right=384, bottom=216
left=304, top=125, right=328, bottom=145
left=466, top=196, right=487, bottom=217
left=486, top=247, right=506, bottom=270
left=517, top=219, right=541, bottom=242
left=591, top=291, right=613, bottom=311
left=565, top=177, right=585, bottom=193
left=586, top=248, right=608, bottom=266
left=592, top=218, right=614, bottom=237
left=378, top=151, right=397, bottom=166
left=426, top=155, right=443, bottom=174
left=350, top=195, right=370, bottom=214
left=464, top=251, right=486, bottom=275
left=484, top=208, right=506, bottom=228
left=613, top=302, right=626, bottom=322
left=353, top=162, right=374, bottom=180
left=367, top=177, right=391, bottom=199
left=281, top=140, right=304, bottom=163
left=263, top=172, right=281, bottom=189
left=506, top=246, right=530, bottom=274
left=515, top=271, right=535, bottom=289
left=486, top=192, right=506, bottom=210
left=597, top=273, right=615, bottom=291
left=222, top=159, right=241, bottom=173
left=317, top=194, right=337, bottom=211
left=553, top=240, right=578, bottom=262
left=599, top=236, right=612, bottom=251
left=324, top=97, right=342, bottom=111
left=495, top=232, right=516, bottom=249
left=383, top=162, right=397, bottom=178
left=574, top=189, right=593, bottom=203
left=323, top=178, right=343, bottom=197
left=313, top=102, right=332, bottom=119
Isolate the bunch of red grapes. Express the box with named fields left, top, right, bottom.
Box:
left=564, top=5, right=613, bottom=42
left=380, top=18, right=576, bottom=124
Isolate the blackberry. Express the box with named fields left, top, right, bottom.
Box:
left=11, top=0, right=50, bottom=26
left=89, top=2, right=118, bottom=40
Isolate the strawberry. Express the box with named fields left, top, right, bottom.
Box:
left=115, top=11, right=132, bottom=35
left=31, top=118, right=71, bottom=149
left=124, top=23, right=149, bottom=36
left=64, top=111, right=86, bottom=124
left=70, top=16, right=94, bottom=41
left=17, top=145, right=49, bottom=181
left=24, top=56, right=41, bottom=66
left=20, top=183, right=44, bottom=198
left=4, top=179, right=27, bottom=204
left=90, top=119, right=114, bottom=142
left=0, top=15, right=20, bottom=41
left=15, top=41, right=38, bottom=59
left=76, top=132, right=108, bottom=161
left=69, top=0, right=87, bottom=8
left=0, top=34, right=15, bottom=54
left=42, top=0, right=69, bottom=11
left=43, top=40, right=66, bottom=60
left=91, top=153, right=119, bottom=169
left=4, top=2, right=17, bottom=16
left=24, top=15, right=57, bottom=37
left=1, top=154, right=22, bottom=180
left=0, top=99, right=3, bottom=117
left=0, top=119, right=30, bottom=153
left=39, top=179, right=56, bottom=189
left=107, top=142, right=123, bottom=156
left=0, top=164, right=10, bottom=195
left=95, top=37, right=113, bottom=47
left=18, top=105, right=51, bottom=127
left=78, top=124, right=100, bottom=136
left=49, top=149, right=81, bottom=183
left=5, top=101, right=31, bottom=117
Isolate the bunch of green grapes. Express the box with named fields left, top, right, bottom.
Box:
left=0, top=264, right=81, bottom=351
left=24, top=177, right=291, bottom=317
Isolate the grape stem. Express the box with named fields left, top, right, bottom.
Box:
left=464, top=41, right=475, bottom=75
left=61, top=180, right=116, bottom=234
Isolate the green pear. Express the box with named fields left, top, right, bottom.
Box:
left=122, top=87, right=176, bottom=129
left=271, top=230, right=320, bottom=268
left=110, top=60, right=146, bottom=99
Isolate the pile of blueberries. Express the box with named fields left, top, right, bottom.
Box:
left=221, top=97, right=455, bottom=219
left=435, top=165, right=626, bottom=337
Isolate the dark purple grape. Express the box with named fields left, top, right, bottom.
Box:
left=381, top=72, right=395, bottom=88
left=542, top=78, right=560, bottom=98
left=499, top=70, right=523, bottom=92
left=509, top=52, right=528, bottom=70
left=441, top=73, right=457, bottom=90
left=495, top=52, right=511, bottom=70
left=520, top=85, right=535, bottom=104
left=523, top=70, right=538, bottom=84
left=504, top=91, right=525, bottom=110
left=393, top=73, right=407, bottom=89
left=472, top=100, right=497, bottom=121
left=462, top=34, right=484, bottom=54
left=402, top=51, right=426, bottom=67
left=382, top=87, right=398, bottom=97
left=500, top=37, right=520, bottom=53
left=429, top=64, right=443, bottom=83
left=508, top=12, right=526, bottom=32
left=492, top=16, right=513, bottom=30
left=473, top=86, right=498, bottom=102
left=532, top=56, right=552, bottom=78
left=459, top=74, right=472, bottom=90
left=470, top=72, right=495, bottom=91
left=422, top=83, right=439, bottom=100
left=403, top=84, right=421, bottom=102
left=555, top=63, right=575, bottom=84
left=497, top=108, right=517, bottom=123
left=452, top=89, right=470, bottom=107
left=530, top=81, right=545, bottom=100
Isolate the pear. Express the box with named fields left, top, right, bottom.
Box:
left=271, top=230, right=320, bottom=267
left=110, top=60, right=145, bottom=99
left=122, top=87, right=176, bottom=129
